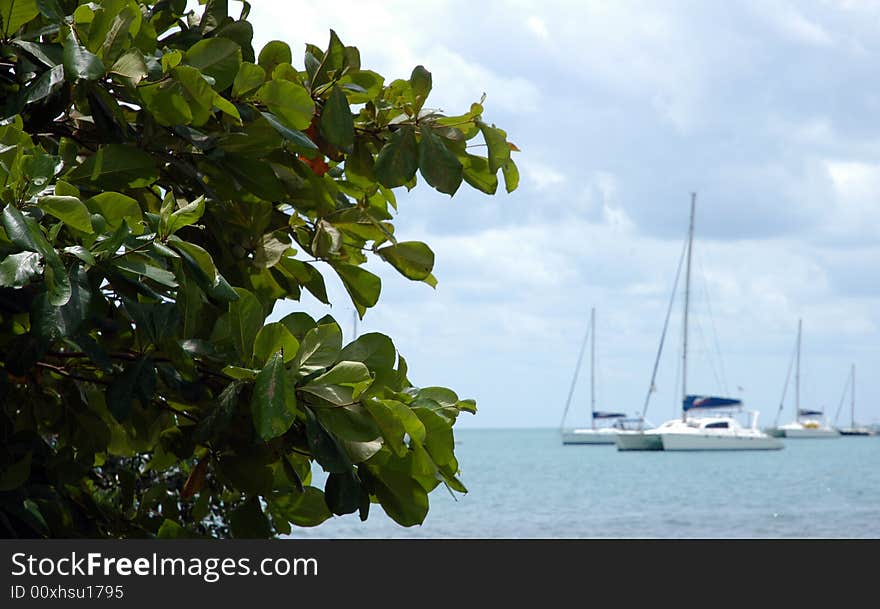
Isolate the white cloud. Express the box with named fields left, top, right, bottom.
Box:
left=526, top=16, right=550, bottom=40
left=753, top=1, right=834, bottom=46
left=823, top=160, right=880, bottom=240
left=522, top=160, right=566, bottom=190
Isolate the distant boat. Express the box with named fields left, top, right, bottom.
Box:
left=835, top=364, right=875, bottom=437
left=767, top=320, right=840, bottom=439
left=617, top=193, right=782, bottom=451
left=560, top=308, right=644, bottom=444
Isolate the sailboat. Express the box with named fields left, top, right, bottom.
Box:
left=616, top=193, right=783, bottom=451
left=769, top=320, right=840, bottom=439
left=835, top=364, right=874, bottom=436
left=560, top=308, right=642, bottom=444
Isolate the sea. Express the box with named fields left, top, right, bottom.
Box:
left=287, top=428, right=880, bottom=539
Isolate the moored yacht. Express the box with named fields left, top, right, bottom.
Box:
left=766, top=319, right=840, bottom=439
left=617, top=194, right=781, bottom=452
left=659, top=398, right=783, bottom=451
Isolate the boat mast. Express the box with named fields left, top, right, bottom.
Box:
left=851, top=363, right=856, bottom=428
left=795, top=318, right=801, bottom=420
left=681, top=193, right=696, bottom=422
left=559, top=314, right=591, bottom=430
left=591, top=307, right=596, bottom=429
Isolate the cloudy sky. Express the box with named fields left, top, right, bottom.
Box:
left=242, top=1, right=880, bottom=429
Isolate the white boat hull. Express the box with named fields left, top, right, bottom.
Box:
left=561, top=428, right=618, bottom=445
left=661, top=432, right=784, bottom=451
left=777, top=420, right=840, bottom=438
left=781, top=427, right=840, bottom=438
left=615, top=431, right=663, bottom=451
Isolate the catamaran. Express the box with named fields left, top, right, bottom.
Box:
left=616, top=193, right=783, bottom=451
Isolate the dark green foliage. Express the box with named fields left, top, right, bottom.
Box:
left=0, top=0, right=518, bottom=538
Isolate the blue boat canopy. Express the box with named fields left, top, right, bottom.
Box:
left=798, top=408, right=823, bottom=417
left=592, top=411, right=626, bottom=419
left=682, top=395, right=742, bottom=411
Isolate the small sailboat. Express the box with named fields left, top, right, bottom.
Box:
left=617, top=193, right=782, bottom=451
left=835, top=364, right=875, bottom=437
left=768, top=320, right=840, bottom=439
left=560, top=308, right=640, bottom=444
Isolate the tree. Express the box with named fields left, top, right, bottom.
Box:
left=0, top=0, right=518, bottom=538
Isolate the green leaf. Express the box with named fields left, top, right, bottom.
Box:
left=171, top=65, right=217, bottom=126
left=164, top=195, right=205, bottom=236
left=257, top=40, right=292, bottom=75
left=318, top=85, right=354, bottom=153
left=1, top=204, right=40, bottom=252
left=184, top=37, right=242, bottom=91
left=307, top=360, right=371, bottom=386
left=230, top=496, right=272, bottom=538
left=171, top=239, right=218, bottom=284
left=65, top=145, right=158, bottom=190
left=106, top=356, right=156, bottom=422
left=338, top=69, right=384, bottom=104
left=194, top=381, right=241, bottom=444
left=502, top=157, right=520, bottom=193
left=257, top=79, right=315, bottom=131
left=157, top=519, right=197, bottom=539
left=0, top=251, right=41, bottom=287
left=383, top=399, right=426, bottom=444
left=252, top=322, right=299, bottom=366
left=363, top=400, right=406, bottom=457
left=261, top=112, right=318, bottom=151
left=38, top=195, right=93, bottom=233
left=0, top=452, right=32, bottom=491
left=110, top=48, right=148, bottom=85
left=1, top=204, right=70, bottom=305
left=62, top=34, right=106, bottom=81
left=374, top=126, right=418, bottom=188
left=418, top=127, right=462, bottom=195
left=304, top=407, right=352, bottom=474
left=269, top=488, right=332, bottom=527
left=232, top=61, right=265, bottom=98
left=413, top=406, right=455, bottom=467
left=477, top=120, right=511, bottom=173
left=228, top=287, right=264, bottom=363
left=35, top=0, right=62, bottom=22
left=377, top=241, right=434, bottom=281
left=334, top=263, right=380, bottom=310
left=22, top=64, right=64, bottom=105
left=371, top=468, right=429, bottom=527
left=409, top=65, right=432, bottom=113
left=85, top=191, right=143, bottom=235
left=113, top=256, right=178, bottom=288
left=277, top=258, right=328, bottom=303
left=324, top=471, right=361, bottom=516
left=294, top=322, right=342, bottom=374
left=12, top=39, right=60, bottom=68
left=417, top=386, right=459, bottom=408
left=251, top=351, right=296, bottom=440
left=462, top=154, right=498, bottom=195
left=314, top=404, right=380, bottom=443
left=1, top=0, right=39, bottom=36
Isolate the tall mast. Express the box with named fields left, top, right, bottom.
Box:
left=352, top=309, right=358, bottom=340
left=851, top=363, right=856, bottom=428
left=795, top=318, right=801, bottom=419
left=590, top=307, right=596, bottom=429
left=681, top=193, right=696, bottom=422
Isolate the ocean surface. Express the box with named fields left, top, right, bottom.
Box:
left=287, top=428, right=880, bottom=539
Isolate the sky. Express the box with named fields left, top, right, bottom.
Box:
left=236, top=0, right=880, bottom=429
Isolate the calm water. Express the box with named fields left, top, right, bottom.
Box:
left=288, top=428, right=880, bottom=539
